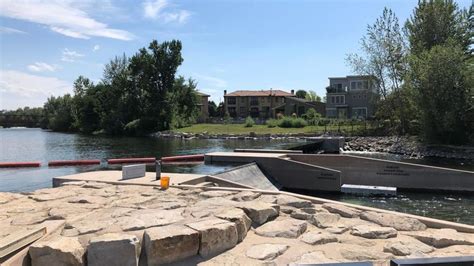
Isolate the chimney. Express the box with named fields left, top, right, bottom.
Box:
left=224, top=90, right=227, bottom=96
left=291, top=89, right=294, bottom=95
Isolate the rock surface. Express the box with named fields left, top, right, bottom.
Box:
left=215, top=208, right=251, bottom=242
left=360, top=211, right=426, bottom=231
left=187, top=218, right=239, bottom=257
left=237, top=201, right=279, bottom=225
left=351, top=224, right=398, bottom=239
left=404, top=228, right=474, bottom=248
left=300, top=231, right=338, bottom=245
left=275, top=195, right=312, bottom=208
left=29, top=237, right=85, bottom=266
left=322, top=203, right=360, bottom=218
left=255, top=219, right=307, bottom=238
left=245, top=244, right=289, bottom=260
left=143, top=225, right=199, bottom=264
left=310, top=213, right=340, bottom=228
left=87, top=233, right=141, bottom=266
left=383, top=239, right=435, bottom=256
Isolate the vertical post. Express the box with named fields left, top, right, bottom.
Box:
left=155, top=160, right=161, bottom=180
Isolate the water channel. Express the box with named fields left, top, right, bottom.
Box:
left=1, top=128, right=473, bottom=225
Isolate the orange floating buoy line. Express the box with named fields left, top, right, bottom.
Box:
left=48, top=160, right=101, bottom=167
left=107, top=157, right=156, bottom=165
left=0, top=161, right=41, bottom=168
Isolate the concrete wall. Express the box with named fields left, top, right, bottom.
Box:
left=214, top=163, right=280, bottom=191
left=289, top=154, right=474, bottom=192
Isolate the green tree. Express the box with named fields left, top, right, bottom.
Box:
left=170, top=76, right=200, bottom=128
left=43, top=95, right=75, bottom=132
left=208, top=101, right=218, bottom=117
left=295, top=90, right=307, bottom=99
left=72, top=76, right=100, bottom=133
left=303, top=108, right=322, bottom=125
left=406, top=0, right=473, bottom=144
left=305, top=90, right=322, bottom=102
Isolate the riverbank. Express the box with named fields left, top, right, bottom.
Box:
left=2, top=181, right=474, bottom=265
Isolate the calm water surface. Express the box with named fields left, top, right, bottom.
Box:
left=1, top=128, right=473, bottom=225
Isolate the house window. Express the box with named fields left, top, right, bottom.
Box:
left=228, top=107, right=236, bottom=117
left=240, top=97, right=245, bottom=103
left=227, top=97, right=236, bottom=105
left=250, top=97, right=258, bottom=105
left=333, top=95, right=345, bottom=104
left=326, top=108, right=337, bottom=118
left=250, top=107, right=259, bottom=117
left=240, top=107, right=246, bottom=115
left=352, top=107, right=367, bottom=119
left=331, top=96, right=335, bottom=104
left=350, top=80, right=369, bottom=90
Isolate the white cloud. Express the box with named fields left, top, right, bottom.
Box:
left=0, top=0, right=133, bottom=40
left=27, top=62, right=59, bottom=72
left=92, top=44, right=100, bottom=52
left=0, top=70, right=71, bottom=109
left=0, top=26, right=26, bottom=34
left=143, top=0, right=191, bottom=24
left=61, top=48, right=84, bottom=62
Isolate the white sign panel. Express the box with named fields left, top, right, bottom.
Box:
left=122, top=164, right=146, bottom=180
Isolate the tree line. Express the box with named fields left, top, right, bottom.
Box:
left=40, top=40, right=200, bottom=135
left=347, top=0, right=473, bottom=144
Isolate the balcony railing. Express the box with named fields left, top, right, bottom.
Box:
left=326, top=86, right=347, bottom=93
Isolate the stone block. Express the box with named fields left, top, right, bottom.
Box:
left=255, top=219, right=307, bottom=238
left=236, top=201, right=279, bottom=226
left=187, top=218, right=239, bottom=258
left=87, top=233, right=140, bottom=266
left=143, top=225, right=199, bottom=265
left=29, top=237, right=85, bottom=266
left=310, top=213, right=340, bottom=228
left=215, top=208, right=251, bottom=242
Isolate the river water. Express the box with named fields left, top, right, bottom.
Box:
left=1, top=128, right=473, bottom=225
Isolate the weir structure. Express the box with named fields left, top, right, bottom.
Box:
left=204, top=151, right=474, bottom=193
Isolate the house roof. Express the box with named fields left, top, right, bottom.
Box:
left=328, top=75, right=376, bottom=80
left=196, top=91, right=210, bottom=97
left=225, top=90, right=293, bottom=97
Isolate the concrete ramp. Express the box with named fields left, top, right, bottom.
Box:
left=214, top=163, right=281, bottom=191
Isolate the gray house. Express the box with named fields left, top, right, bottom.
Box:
left=325, top=75, right=378, bottom=119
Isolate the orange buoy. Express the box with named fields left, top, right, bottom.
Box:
left=0, top=161, right=41, bottom=168
left=48, top=160, right=101, bottom=166
left=107, top=157, right=156, bottom=165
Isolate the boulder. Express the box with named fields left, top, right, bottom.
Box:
left=360, top=211, right=426, bottom=231
left=215, top=208, right=251, bottom=242
left=275, top=195, right=312, bottom=208
left=143, top=225, right=199, bottom=265
left=255, top=219, right=307, bottom=238
left=300, top=231, right=338, bottom=245
left=187, top=218, right=239, bottom=257
left=199, top=191, right=236, bottom=198
left=245, top=244, right=289, bottom=260
left=29, top=237, right=85, bottom=266
left=383, top=240, right=435, bottom=256
left=310, top=213, right=340, bottom=228
left=236, top=201, right=279, bottom=226
left=87, top=233, right=140, bottom=266
left=404, top=228, right=474, bottom=248
left=290, top=209, right=312, bottom=220
left=351, top=224, right=397, bottom=239
left=322, top=203, right=360, bottom=218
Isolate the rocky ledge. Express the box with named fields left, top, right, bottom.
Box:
left=344, top=136, right=474, bottom=160
left=1, top=182, right=474, bottom=265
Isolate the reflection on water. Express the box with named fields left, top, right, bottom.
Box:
left=1, top=128, right=473, bottom=225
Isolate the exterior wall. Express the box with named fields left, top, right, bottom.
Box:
left=283, top=98, right=326, bottom=117
left=326, top=76, right=377, bottom=119
left=197, top=95, right=209, bottom=122
left=225, top=95, right=287, bottom=119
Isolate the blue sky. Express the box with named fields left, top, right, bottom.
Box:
left=0, top=0, right=471, bottom=110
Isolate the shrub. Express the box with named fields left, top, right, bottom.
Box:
left=266, top=119, right=278, bottom=128
left=278, top=116, right=307, bottom=128
left=278, top=116, right=294, bottom=128
left=303, top=108, right=322, bottom=125
left=244, top=116, right=255, bottom=127
left=276, top=113, right=284, bottom=120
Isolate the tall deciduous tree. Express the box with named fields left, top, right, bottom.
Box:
left=406, top=0, right=473, bottom=144
left=295, top=90, right=307, bottom=99
left=305, top=90, right=322, bottom=102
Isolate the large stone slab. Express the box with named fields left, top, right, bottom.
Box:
left=322, top=203, right=360, bottom=218
left=215, top=208, right=251, bottom=242
left=236, top=201, right=279, bottom=226
left=87, top=233, right=140, bottom=266
left=29, top=237, right=85, bottom=266
left=340, top=245, right=391, bottom=261
left=383, top=239, right=435, bottom=256
left=230, top=191, right=261, bottom=202
left=404, top=228, right=474, bottom=248
left=294, top=251, right=336, bottom=264
left=300, top=231, right=338, bottom=245
left=246, top=244, right=289, bottom=260
left=309, top=213, right=340, bottom=228
left=255, top=219, right=307, bottom=238
left=187, top=218, right=239, bottom=257
left=360, top=211, right=426, bottom=231
left=275, top=195, right=312, bottom=208
left=199, top=190, right=236, bottom=198
left=351, top=224, right=398, bottom=239
left=144, top=225, right=199, bottom=264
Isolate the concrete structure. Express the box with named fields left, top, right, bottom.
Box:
left=223, top=89, right=325, bottom=119
left=213, top=163, right=280, bottom=191
left=121, top=164, right=146, bottom=180
left=325, top=75, right=378, bottom=119
left=197, top=91, right=210, bottom=122
left=205, top=152, right=474, bottom=193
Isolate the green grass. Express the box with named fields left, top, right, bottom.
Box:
left=173, top=123, right=370, bottom=135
